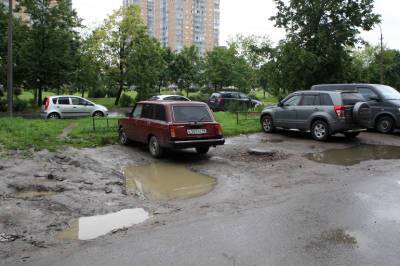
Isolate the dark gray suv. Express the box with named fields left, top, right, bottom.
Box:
left=260, top=91, right=370, bottom=141
left=311, top=84, right=400, bottom=133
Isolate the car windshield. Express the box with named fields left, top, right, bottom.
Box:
left=375, top=85, right=400, bottom=100
left=172, top=105, right=213, bottom=123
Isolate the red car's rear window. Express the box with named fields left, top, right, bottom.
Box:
left=172, top=105, right=213, bottom=123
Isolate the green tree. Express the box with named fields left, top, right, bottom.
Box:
left=126, top=33, right=163, bottom=101
left=0, top=2, right=31, bottom=96
left=19, top=0, right=81, bottom=105
left=268, top=0, right=380, bottom=93
left=91, top=5, right=147, bottom=105
left=204, top=46, right=236, bottom=91
left=170, top=46, right=202, bottom=97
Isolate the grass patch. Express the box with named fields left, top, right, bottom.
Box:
left=66, top=118, right=120, bottom=148
left=0, top=111, right=261, bottom=151
left=0, top=118, right=69, bottom=151
left=214, top=112, right=261, bottom=136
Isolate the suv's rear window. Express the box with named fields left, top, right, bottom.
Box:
left=173, top=106, right=213, bottom=123
left=342, top=93, right=365, bottom=105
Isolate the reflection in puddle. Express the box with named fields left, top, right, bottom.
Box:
left=15, top=191, right=55, bottom=198
left=57, top=208, right=149, bottom=241
left=306, top=144, right=400, bottom=166
left=124, top=162, right=216, bottom=201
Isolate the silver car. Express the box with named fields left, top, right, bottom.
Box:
left=41, top=96, right=108, bottom=119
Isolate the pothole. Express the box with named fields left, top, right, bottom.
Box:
left=56, top=208, right=149, bottom=241
left=305, top=144, right=400, bottom=166
left=123, top=162, right=216, bottom=201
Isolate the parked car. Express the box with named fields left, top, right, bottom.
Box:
left=41, top=96, right=108, bottom=119
left=118, top=101, right=225, bottom=158
left=260, top=91, right=371, bottom=141
left=311, top=84, right=400, bottom=133
left=207, top=91, right=261, bottom=111
left=149, top=95, right=191, bottom=101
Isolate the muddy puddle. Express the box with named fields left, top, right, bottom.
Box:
left=57, top=208, right=149, bottom=241
left=306, top=144, right=400, bottom=166
left=123, top=162, right=216, bottom=201
left=15, top=191, right=56, bottom=199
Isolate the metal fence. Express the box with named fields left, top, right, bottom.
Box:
left=91, top=116, right=119, bottom=132
left=235, top=111, right=261, bottom=125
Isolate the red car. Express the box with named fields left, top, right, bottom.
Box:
left=118, top=101, right=225, bottom=158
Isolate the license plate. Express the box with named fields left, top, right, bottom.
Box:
left=187, top=129, right=207, bottom=135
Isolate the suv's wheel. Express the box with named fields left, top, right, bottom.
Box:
left=344, top=132, right=360, bottom=139
left=93, top=111, right=104, bottom=117
left=119, top=128, right=130, bottom=145
left=311, top=120, right=330, bottom=141
left=149, top=136, right=164, bottom=158
left=376, top=116, right=394, bottom=133
left=48, top=113, right=60, bottom=119
left=261, top=115, right=275, bottom=133
left=196, top=146, right=210, bottom=154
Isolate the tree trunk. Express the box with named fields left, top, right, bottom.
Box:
left=115, top=80, right=123, bottom=106
left=33, top=88, right=38, bottom=104
left=37, top=85, right=43, bottom=107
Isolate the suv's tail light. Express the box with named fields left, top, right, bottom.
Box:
left=214, top=124, right=223, bottom=136
left=217, top=97, right=224, bottom=104
left=170, top=125, right=177, bottom=138
left=43, top=97, right=50, bottom=111
left=334, top=105, right=345, bottom=118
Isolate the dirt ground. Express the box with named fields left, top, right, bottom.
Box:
left=1, top=130, right=400, bottom=265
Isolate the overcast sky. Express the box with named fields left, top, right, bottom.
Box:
left=72, top=0, right=400, bottom=49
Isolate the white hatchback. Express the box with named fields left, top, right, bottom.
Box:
left=41, top=96, right=108, bottom=119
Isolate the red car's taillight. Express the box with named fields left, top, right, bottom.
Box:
left=170, top=125, right=177, bottom=138
left=334, top=105, right=345, bottom=118
left=214, top=124, right=223, bottom=136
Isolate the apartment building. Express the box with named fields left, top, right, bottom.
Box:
left=123, top=0, right=220, bottom=54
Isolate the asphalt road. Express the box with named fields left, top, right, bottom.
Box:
left=29, top=133, right=400, bottom=266
left=0, top=133, right=400, bottom=266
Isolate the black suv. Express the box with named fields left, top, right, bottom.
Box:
left=207, top=91, right=261, bottom=111
left=311, top=84, right=400, bottom=133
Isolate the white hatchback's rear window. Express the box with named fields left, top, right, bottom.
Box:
left=173, top=106, right=213, bottom=123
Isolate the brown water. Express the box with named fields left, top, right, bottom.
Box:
left=306, top=144, right=400, bottom=166
left=57, top=208, right=149, bottom=241
left=123, top=162, right=217, bottom=201
left=15, top=191, right=55, bottom=198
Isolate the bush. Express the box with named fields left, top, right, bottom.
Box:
left=89, top=88, right=106, bottom=98
left=119, top=94, right=134, bottom=107
left=190, top=92, right=209, bottom=102
left=107, top=87, right=119, bottom=98
left=227, top=101, right=248, bottom=113
left=13, top=99, right=29, bottom=112
left=0, top=98, right=6, bottom=112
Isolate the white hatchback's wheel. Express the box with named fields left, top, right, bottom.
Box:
left=311, top=120, right=330, bottom=141
left=48, top=113, right=60, bottom=119
left=149, top=136, right=164, bottom=158
left=93, top=111, right=104, bottom=117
